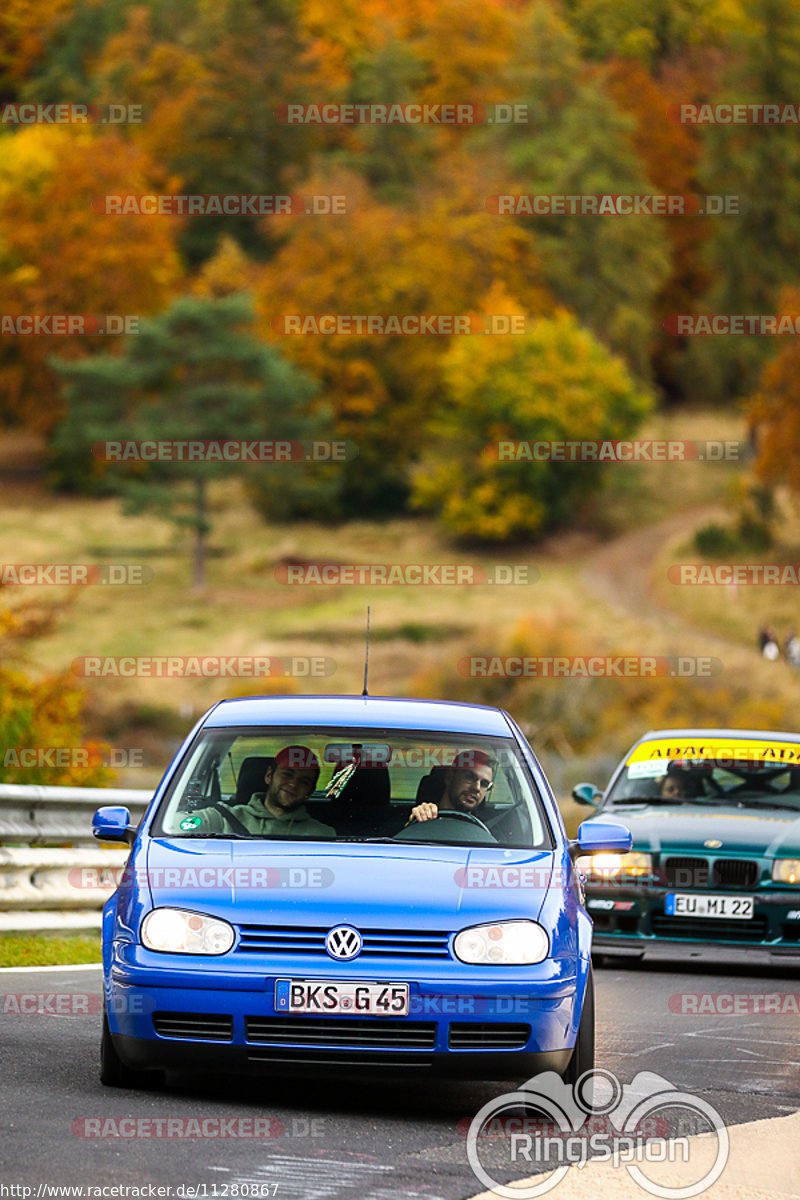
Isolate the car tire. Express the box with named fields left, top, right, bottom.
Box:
left=100, top=1013, right=164, bottom=1090
left=562, top=964, right=595, bottom=1090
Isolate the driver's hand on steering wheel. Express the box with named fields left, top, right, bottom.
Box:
left=406, top=802, right=438, bottom=825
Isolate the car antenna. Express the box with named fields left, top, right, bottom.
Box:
left=362, top=605, right=371, bottom=696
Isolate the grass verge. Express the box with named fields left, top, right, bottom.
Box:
left=0, top=931, right=101, bottom=968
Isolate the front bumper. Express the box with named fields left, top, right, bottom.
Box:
left=106, top=942, right=582, bottom=1081
left=586, top=884, right=800, bottom=963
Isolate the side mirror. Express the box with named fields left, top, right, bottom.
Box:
left=569, top=819, right=632, bottom=859
left=93, top=805, right=136, bottom=845
left=571, top=782, right=603, bottom=807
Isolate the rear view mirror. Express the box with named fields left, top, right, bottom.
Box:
left=93, top=805, right=137, bottom=845
left=569, top=819, right=632, bottom=859
left=571, top=782, right=603, bottom=807
left=324, top=743, right=392, bottom=766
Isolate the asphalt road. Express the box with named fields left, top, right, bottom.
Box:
left=1, top=960, right=798, bottom=1198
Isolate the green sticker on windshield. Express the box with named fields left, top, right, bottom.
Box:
left=180, top=815, right=202, bottom=830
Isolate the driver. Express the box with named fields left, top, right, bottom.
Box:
left=185, top=746, right=336, bottom=837
left=406, top=750, right=496, bottom=825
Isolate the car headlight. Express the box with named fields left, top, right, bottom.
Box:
left=453, top=921, right=549, bottom=965
left=141, top=908, right=235, bottom=955
left=576, top=851, right=653, bottom=880
left=772, top=858, right=800, bottom=884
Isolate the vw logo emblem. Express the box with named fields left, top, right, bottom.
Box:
left=326, top=925, right=362, bottom=960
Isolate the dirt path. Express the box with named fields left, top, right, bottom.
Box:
left=580, top=505, right=727, bottom=635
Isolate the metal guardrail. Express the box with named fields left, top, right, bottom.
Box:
left=0, top=760, right=611, bottom=936
left=0, top=785, right=152, bottom=934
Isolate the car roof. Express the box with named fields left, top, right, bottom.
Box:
left=202, top=694, right=515, bottom=737
left=635, top=727, right=800, bottom=745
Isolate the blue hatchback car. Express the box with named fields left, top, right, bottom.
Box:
left=94, top=695, right=630, bottom=1088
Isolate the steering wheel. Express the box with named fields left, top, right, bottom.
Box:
left=433, top=810, right=492, bottom=835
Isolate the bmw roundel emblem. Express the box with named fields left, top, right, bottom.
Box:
left=326, top=925, right=362, bottom=960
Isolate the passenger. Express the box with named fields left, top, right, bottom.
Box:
left=406, top=750, right=496, bottom=824
left=659, top=773, right=686, bottom=801
left=184, top=745, right=335, bottom=837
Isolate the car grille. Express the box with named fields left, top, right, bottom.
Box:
left=663, top=857, right=709, bottom=888
left=235, top=924, right=451, bottom=959
left=245, top=1016, right=437, bottom=1049
left=650, top=913, right=769, bottom=942
left=712, top=859, right=760, bottom=889
left=448, top=1023, right=531, bottom=1050
left=153, top=1012, right=233, bottom=1041
left=662, top=857, right=761, bottom=890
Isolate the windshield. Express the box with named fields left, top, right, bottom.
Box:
left=151, top=725, right=553, bottom=849
left=607, top=753, right=800, bottom=811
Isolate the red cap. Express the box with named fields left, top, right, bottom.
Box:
left=451, top=749, right=494, bottom=771
left=274, top=745, right=321, bottom=775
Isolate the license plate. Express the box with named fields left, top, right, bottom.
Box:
left=665, top=893, right=754, bottom=919
left=275, top=979, right=409, bottom=1016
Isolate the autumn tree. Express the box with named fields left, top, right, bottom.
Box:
left=0, top=598, right=114, bottom=787
left=488, top=1, right=671, bottom=381
left=411, top=309, right=652, bottom=541
left=748, top=284, right=800, bottom=497
left=0, top=125, right=183, bottom=431
left=687, top=0, right=800, bottom=403
left=255, top=169, right=551, bottom=516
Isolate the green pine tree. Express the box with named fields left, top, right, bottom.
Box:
left=50, top=294, right=332, bottom=588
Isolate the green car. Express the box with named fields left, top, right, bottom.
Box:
left=573, top=729, right=800, bottom=964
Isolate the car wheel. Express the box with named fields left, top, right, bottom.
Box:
left=100, top=1013, right=164, bottom=1090
left=562, top=964, right=595, bottom=1090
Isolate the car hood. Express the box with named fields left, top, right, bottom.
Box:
left=603, top=803, right=800, bottom=857
left=144, top=839, right=554, bottom=926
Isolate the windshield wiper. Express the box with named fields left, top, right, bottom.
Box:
left=181, top=832, right=253, bottom=840
left=727, top=796, right=800, bottom=810
left=610, top=796, right=689, bottom=806
left=334, top=836, right=400, bottom=842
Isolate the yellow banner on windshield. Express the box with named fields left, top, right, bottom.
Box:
left=627, top=736, right=800, bottom=765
